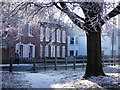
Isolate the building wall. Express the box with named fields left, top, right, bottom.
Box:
left=39, top=23, right=67, bottom=58
left=68, top=35, right=87, bottom=56
left=14, top=22, right=68, bottom=59
left=67, top=26, right=119, bottom=58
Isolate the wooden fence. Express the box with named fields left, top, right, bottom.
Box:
left=2, top=57, right=119, bottom=72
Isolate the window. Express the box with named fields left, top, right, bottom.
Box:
left=70, top=50, right=74, bottom=56
left=62, top=46, right=65, bottom=58
left=28, top=25, right=33, bottom=37
left=57, top=29, right=60, bottom=42
left=51, top=45, right=55, bottom=57
left=70, top=37, right=74, bottom=44
left=76, top=37, right=78, bottom=44
left=45, top=27, right=50, bottom=41
left=62, top=30, right=66, bottom=43
left=29, top=46, right=33, bottom=58
left=20, top=45, right=23, bottom=57
left=76, top=50, right=78, bottom=56
left=51, top=28, right=55, bottom=42
left=57, top=46, right=60, bottom=57
left=40, top=27, right=44, bottom=41
left=45, top=45, right=49, bottom=57
left=40, top=45, right=42, bottom=57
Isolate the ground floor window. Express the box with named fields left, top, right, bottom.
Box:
left=70, top=50, right=74, bottom=56
left=45, top=45, right=49, bottom=57
left=62, top=46, right=65, bottom=58
left=76, top=50, right=78, bottom=56
left=51, top=45, right=55, bottom=57
left=20, top=45, right=23, bottom=58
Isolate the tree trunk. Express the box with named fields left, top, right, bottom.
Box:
left=84, top=30, right=105, bottom=77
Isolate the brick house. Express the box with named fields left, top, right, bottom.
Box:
left=14, top=21, right=68, bottom=60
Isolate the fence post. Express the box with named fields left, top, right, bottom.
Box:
left=44, top=58, right=47, bottom=70
left=82, top=57, right=85, bottom=68
left=109, top=58, right=111, bottom=65
left=54, top=57, right=57, bottom=70
left=73, top=57, right=76, bottom=69
left=9, top=57, right=13, bottom=72
left=102, top=58, right=104, bottom=67
left=65, top=57, right=67, bottom=70
left=33, top=58, right=36, bottom=71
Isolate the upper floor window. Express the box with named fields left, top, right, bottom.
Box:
left=28, top=24, right=33, bottom=37
left=51, top=28, right=55, bottom=42
left=40, top=27, right=44, bottom=41
left=45, top=27, right=50, bottom=41
left=70, top=37, right=74, bottom=44
left=62, top=30, right=66, bottom=43
left=57, top=29, right=61, bottom=42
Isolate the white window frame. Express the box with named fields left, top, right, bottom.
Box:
left=62, top=46, right=65, bottom=58
left=57, top=29, right=61, bottom=42
left=62, top=30, right=66, bottom=43
left=51, top=45, right=55, bottom=57
left=40, top=45, right=42, bottom=57
left=45, top=27, right=50, bottom=41
left=52, top=28, right=55, bottom=42
left=45, top=45, right=49, bottom=57
left=57, top=46, right=60, bottom=57
left=40, top=27, right=44, bottom=41
left=28, top=43, right=35, bottom=58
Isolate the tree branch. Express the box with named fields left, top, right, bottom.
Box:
left=54, top=2, right=85, bottom=30
left=100, top=3, right=120, bottom=26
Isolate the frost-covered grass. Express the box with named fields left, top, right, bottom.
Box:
left=2, top=65, right=120, bottom=89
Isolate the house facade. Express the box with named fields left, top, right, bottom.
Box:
left=67, top=24, right=120, bottom=58
left=15, top=21, right=68, bottom=60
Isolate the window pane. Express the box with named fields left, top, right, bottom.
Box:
left=40, top=27, right=44, bottom=41
left=45, top=45, right=48, bottom=57
left=70, top=50, right=74, bottom=56
left=40, top=45, right=42, bottom=57
left=62, top=31, right=66, bottom=43
left=46, top=27, right=50, bottom=41
left=70, top=37, right=74, bottom=44
left=62, top=46, right=65, bottom=58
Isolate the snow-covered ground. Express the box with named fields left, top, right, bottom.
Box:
left=2, top=65, right=120, bottom=89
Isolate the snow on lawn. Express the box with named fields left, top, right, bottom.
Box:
left=2, top=65, right=120, bottom=89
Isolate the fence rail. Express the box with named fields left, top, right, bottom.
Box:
left=1, top=57, right=120, bottom=72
